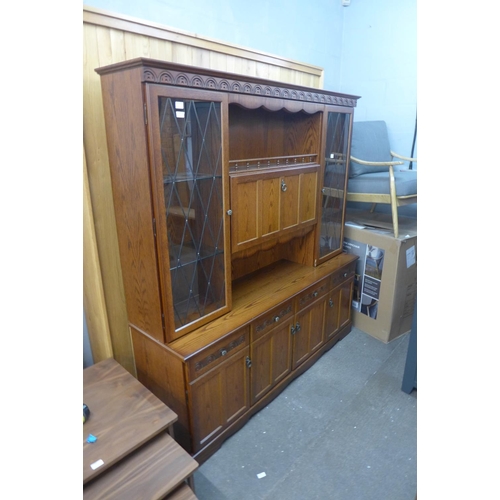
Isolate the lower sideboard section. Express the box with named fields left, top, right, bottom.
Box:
left=192, top=320, right=353, bottom=464
left=130, top=255, right=357, bottom=464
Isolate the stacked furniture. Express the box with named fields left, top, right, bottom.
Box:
left=96, top=58, right=360, bottom=463
left=83, top=358, right=198, bottom=499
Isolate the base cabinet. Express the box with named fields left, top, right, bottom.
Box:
left=189, top=347, right=250, bottom=452
left=181, top=256, right=357, bottom=459
left=96, top=58, right=360, bottom=464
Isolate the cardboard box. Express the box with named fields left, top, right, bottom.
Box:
left=342, top=210, right=417, bottom=343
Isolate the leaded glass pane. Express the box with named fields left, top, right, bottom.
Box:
left=158, top=96, right=225, bottom=329
left=319, top=112, right=350, bottom=259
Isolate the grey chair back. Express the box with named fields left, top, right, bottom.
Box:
left=349, top=121, right=392, bottom=177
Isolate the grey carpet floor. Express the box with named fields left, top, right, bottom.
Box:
left=193, top=327, right=417, bottom=500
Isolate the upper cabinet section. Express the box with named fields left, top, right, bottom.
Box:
left=96, top=58, right=359, bottom=344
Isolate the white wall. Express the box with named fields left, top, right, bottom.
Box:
left=84, top=0, right=416, bottom=155
left=340, top=0, right=417, bottom=158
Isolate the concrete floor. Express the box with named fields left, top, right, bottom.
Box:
left=193, top=327, right=417, bottom=500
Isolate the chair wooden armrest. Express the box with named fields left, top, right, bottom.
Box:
left=390, top=151, right=417, bottom=162
left=350, top=155, right=404, bottom=167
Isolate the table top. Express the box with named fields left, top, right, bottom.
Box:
left=82, top=432, right=198, bottom=499
left=83, top=358, right=178, bottom=484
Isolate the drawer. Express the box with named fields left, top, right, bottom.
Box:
left=296, top=277, right=330, bottom=311
left=251, top=300, right=294, bottom=342
left=330, top=262, right=356, bottom=288
left=187, top=326, right=249, bottom=380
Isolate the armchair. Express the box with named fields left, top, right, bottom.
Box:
left=346, top=120, right=417, bottom=238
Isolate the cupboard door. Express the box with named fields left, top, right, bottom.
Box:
left=261, top=176, right=281, bottom=237
left=280, top=172, right=299, bottom=230
left=231, top=175, right=260, bottom=248
left=230, top=164, right=318, bottom=254
left=299, top=170, right=319, bottom=224
left=250, top=320, right=292, bottom=405
left=339, top=279, right=354, bottom=329
left=189, top=347, right=250, bottom=453
left=324, top=287, right=341, bottom=340
left=317, top=108, right=353, bottom=264
left=292, top=298, right=326, bottom=369
left=146, top=85, right=231, bottom=342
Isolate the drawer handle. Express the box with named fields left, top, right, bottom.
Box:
left=281, top=179, right=287, bottom=192
left=274, top=316, right=280, bottom=322
left=220, top=349, right=227, bottom=356
left=329, top=299, right=334, bottom=308
left=313, top=291, right=318, bottom=297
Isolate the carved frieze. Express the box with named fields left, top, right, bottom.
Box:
left=142, top=66, right=358, bottom=107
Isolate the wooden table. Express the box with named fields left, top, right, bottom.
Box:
left=83, top=358, right=198, bottom=499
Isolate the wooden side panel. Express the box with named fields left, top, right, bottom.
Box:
left=130, top=327, right=191, bottom=452
left=99, top=69, right=165, bottom=341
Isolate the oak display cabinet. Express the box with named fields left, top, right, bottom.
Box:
left=96, top=58, right=360, bottom=463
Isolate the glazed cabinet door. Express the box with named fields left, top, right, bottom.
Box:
left=146, top=85, right=231, bottom=342
left=188, top=347, right=250, bottom=453
left=317, top=108, right=353, bottom=264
